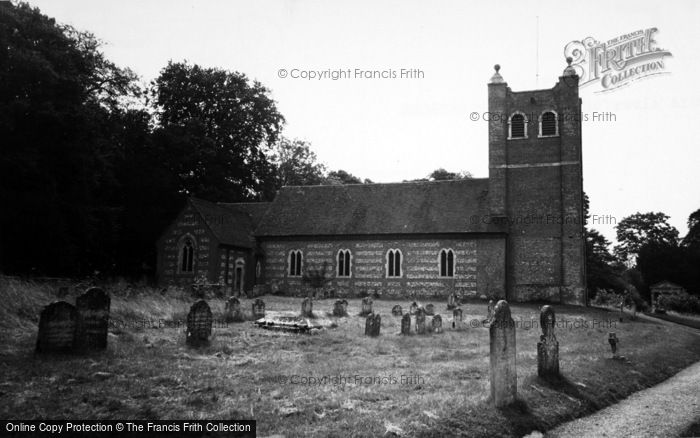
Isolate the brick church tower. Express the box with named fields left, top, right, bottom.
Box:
left=487, top=59, right=586, bottom=305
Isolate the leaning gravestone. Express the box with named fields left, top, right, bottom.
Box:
left=432, top=315, right=443, bottom=334
left=74, top=287, right=111, bottom=352
left=537, top=305, right=559, bottom=378
left=391, top=305, right=403, bottom=316
left=332, top=299, right=348, bottom=317
left=415, top=308, right=427, bottom=335
left=224, top=297, right=243, bottom=322
left=252, top=299, right=266, bottom=320
left=36, top=301, right=77, bottom=353
left=425, top=304, right=435, bottom=315
left=401, top=313, right=411, bottom=335
left=365, top=314, right=381, bottom=337
left=489, top=300, right=517, bottom=407
left=360, top=297, right=373, bottom=316
left=186, top=300, right=213, bottom=347
left=301, top=297, right=313, bottom=317
left=486, top=299, right=495, bottom=322
left=447, top=293, right=457, bottom=310
left=409, top=302, right=419, bottom=315
left=453, top=307, right=463, bottom=329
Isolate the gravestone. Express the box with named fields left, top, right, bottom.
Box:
left=332, top=299, right=348, bottom=317
left=425, top=304, right=435, bottom=315
left=537, top=305, right=559, bottom=377
left=447, top=293, right=457, bottom=310
left=224, top=297, right=243, bottom=322
left=365, top=314, right=381, bottom=337
left=453, top=307, right=463, bottom=329
left=360, top=297, right=373, bottom=316
left=74, top=287, right=111, bottom=352
left=432, top=315, right=443, bottom=334
left=489, top=300, right=517, bottom=407
left=486, top=300, right=495, bottom=322
left=186, top=300, right=213, bottom=347
left=36, top=301, right=77, bottom=353
left=409, top=302, right=419, bottom=315
left=415, top=308, right=427, bottom=335
left=608, top=332, right=619, bottom=358
left=252, top=299, right=266, bottom=320
left=301, top=297, right=313, bottom=317
left=391, top=305, right=403, bottom=316
left=401, top=313, right=411, bottom=335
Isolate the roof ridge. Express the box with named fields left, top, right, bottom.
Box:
left=280, top=178, right=488, bottom=189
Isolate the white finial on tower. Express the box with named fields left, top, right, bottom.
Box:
left=563, top=57, right=577, bottom=77
left=490, top=64, right=504, bottom=84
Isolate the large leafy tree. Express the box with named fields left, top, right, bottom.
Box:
left=269, top=138, right=326, bottom=188
left=151, top=61, right=284, bottom=202
left=614, top=212, right=679, bottom=266
left=0, top=2, right=142, bottom=275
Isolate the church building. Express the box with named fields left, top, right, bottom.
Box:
left=156, top=60, right=587, bottom=305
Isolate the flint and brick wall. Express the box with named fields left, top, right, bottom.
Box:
left=259, top=236, right=505, bottom=299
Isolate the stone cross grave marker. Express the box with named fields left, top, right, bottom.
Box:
left=415, top=308, right=427, bottom=335
left=333, top=299, right=348, bottom=317
left=36, top=301, right=77, bottom=353
left=224, top=296, right=242, bottom=322
left=608, top=332, right=619, bottom=358
left=365, top=314, right=381, bottom=336
left=409, top=302, right=419, bottom=315
left=447, top=292, right=457, bottom=310
left=74, top=287, right=110, bottom=352
left=252, top=299, right=266, bottom=320
left=186, top=300, right=213, bottom=347
left=391, top=305, right=403, bottom=316
left=301, top=297, right=313, bottom=318
left=401, top=313, right=411, bottom=335
left=360, top=297, right=373, bottom=316
left=453, top=307, right=463, bottom=329
left=425, top=304, right=435, bottom=315
left=432, top=314, right=443, bottom=333
left=537, top=305, right=559, bottom=377
left=489, top=300, right=517, bottom=407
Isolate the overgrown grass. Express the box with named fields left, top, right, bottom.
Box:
left=1, top=277, right=699, bottom=437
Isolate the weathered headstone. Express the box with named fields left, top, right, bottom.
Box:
left=489, top=300, right=517, bottom=407
left=401, top=313, right=411, bottom=335
left=452, top=307, right=463, bottom=329
left=432, top=315, right=443, bottom=334
left=486, top=299, right=495, bottom=321
left=415, top=308, right=427, bottom=335
left=447, top=293, right=457, bottom=310
left=537, top=305, right=559, bottom=378
left=365, top=314, right=381, bottom=337
left=608, top=332, right=619, bottom=358
left=224, top=296, right=243, bottom=322
left=186, top=300, right=213, bottom=347
left=252, top=299, right=266, bottom=320
left=74, top=287, right=110, bottom=352
left=631, top=302, right=638, bottom=320
left=36, top=301, right=77, bottom=353
left=332, top=299, right=348, bottom=317
left=409, top=302, right=419, bottom=315
left=391, top=305, right=403, bottom=316
left=425, top=304, right=435, bottom=315
left=360, top=297, right=373, bottom=316
left=301, top=297, right=313, bottom=317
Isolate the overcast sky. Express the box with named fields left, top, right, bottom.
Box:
left=27, top=0, right=700, bottom=244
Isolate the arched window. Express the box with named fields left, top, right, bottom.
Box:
left=337, top=249, right=352, bottom=277
left=539, top=111, right=558, bottom=137
left=386, top=249, right=402, bottom=278
left=439, top=249, right=455, bottom=277
left=179, top=237, right=195, bottom=273
left=288, top=250, right=303, bottom=277
left=508, top=112, right=528, bottom=139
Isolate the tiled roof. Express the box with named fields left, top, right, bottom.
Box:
left=255, top=179, right=495, bottom=237
left=218, top=202, right=271, bottom=227
left=189, top=198, right=256, bottom=248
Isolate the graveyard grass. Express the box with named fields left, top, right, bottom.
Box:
left=2, top=278, right=700, bottom=437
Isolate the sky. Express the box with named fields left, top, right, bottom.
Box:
left=26, top=0, right=700, bottom=244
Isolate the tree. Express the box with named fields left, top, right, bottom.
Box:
left=324, top=170, right=366, bottom=185
left=0, top=2, right=143, bottom=275
left=151, top=61, right=284, bottom=202
left=614, top=212, right=679, bottom=266
left=682, top=208, right=700, bottom=249
left=269, top=138, right=326, bottom=188
left=585, top=229, right=625, bottom=298
left=429, top=168, right=473, bottom=181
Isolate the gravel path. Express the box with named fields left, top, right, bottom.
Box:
left=547, top=344, right=700, bottom=437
